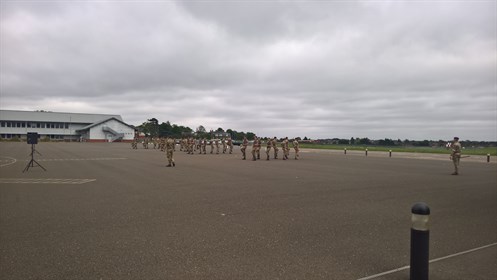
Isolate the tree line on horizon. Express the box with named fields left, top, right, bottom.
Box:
left=137, top=118, right=496, bottom=147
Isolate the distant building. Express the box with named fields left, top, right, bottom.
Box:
left=0, top=110, right=135, bottom=142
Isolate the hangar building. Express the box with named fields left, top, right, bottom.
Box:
left=0, top=110, right=136, bottom=142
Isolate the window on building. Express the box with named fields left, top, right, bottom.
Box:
left=7, top=122, right=11, bottom=127
left=65, top=123, right=69, bottom=129
left=21, top=122, right=26, bottom=128
left=0, top=122, right=4, bottom=127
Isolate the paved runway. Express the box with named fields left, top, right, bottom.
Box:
left=1, top=142, right=496, bottom=279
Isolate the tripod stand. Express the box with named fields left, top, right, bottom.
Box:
left=23, top=144, right=46, bottom=173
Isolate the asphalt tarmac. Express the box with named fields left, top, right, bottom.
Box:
left=1, top=142, right=496, bottom=280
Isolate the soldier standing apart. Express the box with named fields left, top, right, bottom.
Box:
left=166, top=137, right=176, bottom=167
left=293, top=138, right=300, bottom=160
left=450, top=136, right=462, bottom=175
left=210, top=139, right=214, bottom=154
left=241, top=136, right=248, bottom=160
left=272, top=137, right=279, bottom=159
left=265, top=138, right=272, bottom=160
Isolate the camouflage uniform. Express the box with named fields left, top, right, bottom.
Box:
left=293, top=139, right=300, bottom=160
left=227, top=138, right=233, bottom=154
left=166, top=137, right=175, bottom=167
left=131, top=137, right=138, bottom=149
left=241, top=137, right=248, bottom=160
left=281, top=137, right=289, bottom=160
left=272, top=137, right=279, bottom=159
left=153, top=137, right=158, bottom=149
left=222, top=138, right=227, bottom=154
left=202, top=138, right=207, bottom=154
left=160, top=137, right=166, bottom=152
left=251, top=136, right=261, bottom=161
left=265, top=138, right=272, bottom=160
left=143, top=137, right=149, bottom=149
left=188, top=137, right=194, bottom=154
left=450, top=137, right=462, bottom=175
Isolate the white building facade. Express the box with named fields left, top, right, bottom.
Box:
left=0, top=110, right=135, bottom=142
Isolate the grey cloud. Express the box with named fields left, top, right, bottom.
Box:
left=1, top=1, right=495, bottom=140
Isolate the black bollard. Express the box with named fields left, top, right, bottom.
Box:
left=344, top=148, right=347, bottom=155
left=365, top=148, right=368, bottom=156
left=389, top=150, right=392, bottom=157
left=487, top=154, right=490, bottom=163
left=410, top=202, right=430, bottom=280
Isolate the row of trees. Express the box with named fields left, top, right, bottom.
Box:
left=138, top=118, right=256, bottom=140
left=137, top=119, right=496, bottom=147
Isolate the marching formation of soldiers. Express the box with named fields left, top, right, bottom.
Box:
left=243, top=136, right=300, bottom=161
left=132, top=135, right=300, bottom=167
left=177, top=137, right=234, bottom=155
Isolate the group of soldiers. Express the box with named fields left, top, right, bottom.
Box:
left=131, top=135, right=301, bottom=167
left=179, top=138, right=234, bottom=155
left=240, top=136, right=300, bottom=161
left=131, top=137, right=172, bottom=151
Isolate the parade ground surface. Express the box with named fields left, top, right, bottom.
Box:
left=1, top=142, right=496, bottom=280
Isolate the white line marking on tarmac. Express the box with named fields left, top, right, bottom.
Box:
left=0, top=156, right=17, bottom=167
left=0, top=178, right=96, bottom=184
left=356, top=242, right=497, bottom=280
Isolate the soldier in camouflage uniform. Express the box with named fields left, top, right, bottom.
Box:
left=152, top=137, right=158, bottom=149
left=227, top=137, right=233, bottom=154
left=251, top=136, right=261, bottom=161
left=222, top=138, right=227, bottom=154
left=143, top=137, right=149, bottom=149
left=180, top=138, right=186, bottom=152
left=241, top=136, right=248, bottom=160
left=265, top=137, right=272, bottom=160
left=202, top=138, right=207, bottom=154
left=215, top=139, right=220, bottom=154
left=131, top=136, right=138, bottom=149
left=281, top=137, right=289, bottom=160
left=166, top=137, right=176, bottom=167
left=272, top=137, right=279, bottom=159
left=450, top=137, right=462, bottom=175
left=292, top=138, right=300, bottom=160
left=189, top=137, right=193, bottom=154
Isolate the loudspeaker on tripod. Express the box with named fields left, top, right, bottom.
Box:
left=27, top=132, right=38, bottom=145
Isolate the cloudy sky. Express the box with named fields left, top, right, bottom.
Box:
left=1, top=1, right=496, bottom=141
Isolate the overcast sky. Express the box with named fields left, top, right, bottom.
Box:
left=1, top=1, right=496, bottom=141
